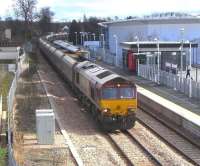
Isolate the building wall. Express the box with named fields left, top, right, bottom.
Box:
left=109, top=23, right=148, bottom=66
left=107, top=21, right=200, bottom=66
left=147, top=23, right=200, bottom=41
left=5, top=29, right=11, bottom=40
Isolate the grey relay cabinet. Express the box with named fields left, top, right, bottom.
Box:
left=36, top=109, right=55, bottom=145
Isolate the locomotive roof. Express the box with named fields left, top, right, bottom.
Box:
left=41, top=37, right=77, bottom=65
left=75, top=61, right=130, bottom=86
left=40, top=36, right=132, bottom=87
left=53, top=40, right=80, bottom=53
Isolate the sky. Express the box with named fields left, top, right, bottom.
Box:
left=1, top=0, right=200, bottom=21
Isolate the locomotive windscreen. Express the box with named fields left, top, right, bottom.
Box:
left=102, top=87, right=135, bottom=99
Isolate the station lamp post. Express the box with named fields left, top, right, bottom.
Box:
left=180, top=27, right=184, bottom=81
left=92, top=33, right=96, bottom=41
left=66, top=32, right=69, bottom=41
left=100, top=33, right=105, bottom=47
left=101, top=34, right=105, bottom=61
left=82, top=32, right=85, bottom=46
left=113, top=34, right=118, bottom=66
left=85, top=32, right=88, bottom=41
left=75, top=32, right=77, bottom=45
left=134, top=36, right=140, bottom=75
left=154, top=38, right=160, bottom=84
left=87, top=32, right=91, bottom=41
left=189, top=41, right=192, bottom=98
left=79, top=32, right=83, bottom=45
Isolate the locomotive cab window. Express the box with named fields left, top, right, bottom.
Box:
left=119, top=87, right=135, bottom=99
left=102, top=88, right=118, bottom=99
left=102, top=86, right=135, bottom=99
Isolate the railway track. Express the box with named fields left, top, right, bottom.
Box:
left=136, top=109, right=200, bottom=166
left=122, top=130, right=162, bottom=165
left=38, top=46, right=197, bottom=166
left=39, top=50, right=163, bottom=166
left=106, top=131, right=162, bottom=166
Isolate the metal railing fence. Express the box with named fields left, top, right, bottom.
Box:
left=7, top=70, right=19, bottom=166
left=138, top=64, right=200, bottom=100
left=7, top=58, right=23, bottom=166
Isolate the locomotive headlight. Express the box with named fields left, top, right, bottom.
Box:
left=103, top=109, right=108, bottom=113
left=128, top=108, right=136, bottom=112
left=102, top=108, right=111, bottom=114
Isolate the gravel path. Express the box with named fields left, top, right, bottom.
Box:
left=13, top=53, right=74, bottom=166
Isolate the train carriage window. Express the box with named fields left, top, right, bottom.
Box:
left=76, top=72, right=79, bottom=84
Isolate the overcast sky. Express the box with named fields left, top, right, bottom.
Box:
left=1, top=0, right=200, bottom=21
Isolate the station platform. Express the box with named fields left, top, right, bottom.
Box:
left=97, top=62, right=200, bottom=113
left=96, top=61, right=200, bottom=140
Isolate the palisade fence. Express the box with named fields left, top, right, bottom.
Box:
left=7, top=60, right=21, bottom=166
left=138, top=64, right=200, bottom=100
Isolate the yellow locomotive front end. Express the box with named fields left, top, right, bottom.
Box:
left=98, top=82, right=137, bottom=130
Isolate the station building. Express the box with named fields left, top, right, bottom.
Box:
left=98, top=15, right=200, bottom=71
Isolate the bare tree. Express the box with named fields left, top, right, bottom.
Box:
left=38, top=7, right=54, bottom=34
left=13, top=0, right=37, bottom=39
